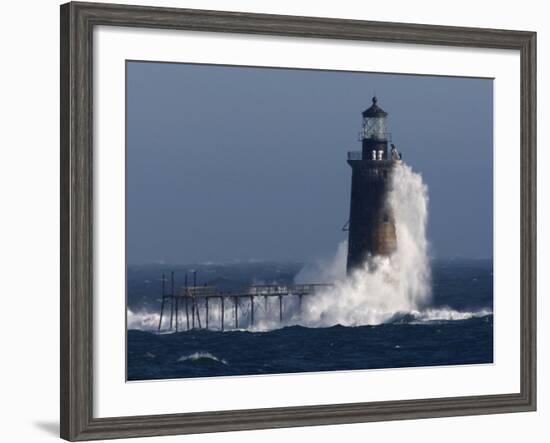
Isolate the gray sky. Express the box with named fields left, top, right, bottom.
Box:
left=127, top=61, right=493, bottom=265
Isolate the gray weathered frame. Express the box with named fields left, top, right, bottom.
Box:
left=60, top=1, right=536, bottom=440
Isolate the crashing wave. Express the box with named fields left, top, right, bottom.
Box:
left=177, top=352, right=228, bottom=365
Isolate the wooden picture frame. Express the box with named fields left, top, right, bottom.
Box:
left=60, top=1, right=536, bottom=440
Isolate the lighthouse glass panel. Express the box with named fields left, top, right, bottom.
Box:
left=125, top=60, right=494, bottom=381
left=363, top=116, right=388, bottom=140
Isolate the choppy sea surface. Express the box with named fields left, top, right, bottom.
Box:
left=127, top=259, right=493, bottom=381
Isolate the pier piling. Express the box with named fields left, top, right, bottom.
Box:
left=184, top=274, right=190, bottom=330
left=221, top=296, right=225, bottom=331
left=205, top=297, right=209, bottom=330
left=157, top=273, right=166, bottom=331
left=250, top=295, right=254, bottom=327
left=234, top=296, right=239, bottom=329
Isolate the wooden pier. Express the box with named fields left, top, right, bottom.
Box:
left=157, top=271, right=332, bottom=332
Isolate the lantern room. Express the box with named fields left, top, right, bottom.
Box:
left=361, top=96, right=389, bottom=141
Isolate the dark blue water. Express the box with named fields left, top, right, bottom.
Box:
left=127, top=259, right=493, bottom=381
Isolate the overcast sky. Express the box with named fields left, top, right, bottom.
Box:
left=127, top=61, right=493, bottom=265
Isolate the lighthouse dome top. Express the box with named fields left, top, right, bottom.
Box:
left=362, top=96, right=388, bottom=118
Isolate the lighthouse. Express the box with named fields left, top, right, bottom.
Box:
left=346, top=97, right=399, bottom=273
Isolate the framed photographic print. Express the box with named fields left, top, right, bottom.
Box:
left=60, top=1, right=536, bottom=441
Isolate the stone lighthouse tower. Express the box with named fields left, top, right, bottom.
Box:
left=346, top=97, right=399, bottom=272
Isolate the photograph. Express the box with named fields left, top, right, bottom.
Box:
left=125, top=61, right=494, bottom=381
left=0, top=0, right=539, bottom=441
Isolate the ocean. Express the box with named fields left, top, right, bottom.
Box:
left=127, top=258, right=493, bottom=381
